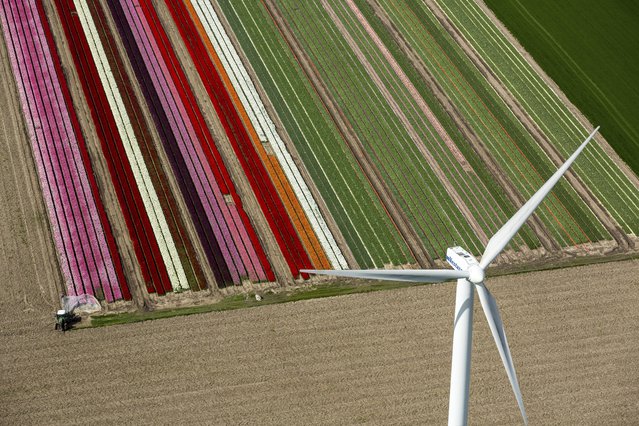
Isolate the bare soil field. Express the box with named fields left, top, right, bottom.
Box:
left=2, top=244, right=638, bottom=425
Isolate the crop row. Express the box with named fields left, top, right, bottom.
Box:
left=436, top=0, right=639, bottom=235
left=107, top=0, right=274, bottom=286
left=325, top=0, right=539, bottom=255
left=348, top=0, right=537, bottom=252
left=185, top=0, right=348, bottom=270
left=0, top=1, right=128, bottom=301
left=373, top=0, right=608, bottom=247
left=218, top=0, right=412, bottom=268
left=74, top=0, right=207, bottom=292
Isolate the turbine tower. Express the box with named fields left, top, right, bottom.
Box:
left=303, top=127, right=600, bottom=425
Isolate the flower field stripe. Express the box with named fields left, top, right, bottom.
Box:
left=162, top=0, right=314, bottom=277
left=54, top=0, right=172, bottom=295
left=0, top=0, right=128, bottom=301
left=225, top=0, right=382, bottom=264
left=437, top=0, right=639, bottom=234
left=184, top=0, right=332, bottom=271
left=131, top=0, right=273, bottom=282
left=125, top=1, right=246, bottom=284
left=86, top=0, right=207, bottom=291
left=37, top=0, right=130, bottom=300
left=4, top=3, right=95, bottom=295
left=220, top=0, right=413, bottom=267
left=188, top=0, right=347, bottom=269
left=107, top=0, right=237, bottom=286
left=71, top=0, right=190, bottom=290
left=164, top=0, right=314, bottom=276
left=116, top=0, right=247, bottom=283
left=68, top=0, right=191, bottom=291
left=108, top=0, right=273, bottom=285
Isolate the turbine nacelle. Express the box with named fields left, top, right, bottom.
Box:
left=445, top=247, right=485, bottom=285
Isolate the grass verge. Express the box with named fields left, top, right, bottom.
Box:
left=87, top=251, right=637, bottom=328
left=88, top=280, right=414, bottom=328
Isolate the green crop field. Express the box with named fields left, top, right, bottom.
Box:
left=276, top=0, right=488, bottom=256
left=331, top=0, right=538, bottom=251
left=483, top=0, right=639, bottom=176
left=216, top=0, right=637, bottom=265
left=439, top=0, right=639, bottom=235
left=375, top=0, right=608, bottom=246
left=350, top=0, right=534, bottom=252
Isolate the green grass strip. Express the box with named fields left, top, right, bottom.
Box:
left=88, top=252, right=638, bottom=328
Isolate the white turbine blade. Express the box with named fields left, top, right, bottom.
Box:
left=301, top=269, right=469, bottom=283
left=475, top=283, right=527, bottom=425
left=480, top=127, right=599, bottom=269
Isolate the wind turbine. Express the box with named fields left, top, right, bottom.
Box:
left=303, top=127, right=600, bottom=425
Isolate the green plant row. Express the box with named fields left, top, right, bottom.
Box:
left=330, top=0, right=532, bottom=253
left=276, top=0, right=487, bottom=257
left=375, top=0, right=608, bottom=245
left=349, top=0, right=538, bottom=251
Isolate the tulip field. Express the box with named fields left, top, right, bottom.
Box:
left=0, top=0, right=637, bottom=304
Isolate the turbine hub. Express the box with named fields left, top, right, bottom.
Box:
left=468, top=265, right=485, bottom=284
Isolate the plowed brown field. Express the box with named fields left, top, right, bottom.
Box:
left=2, top=242, right=638, bottom=425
